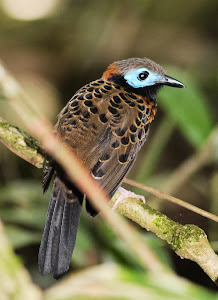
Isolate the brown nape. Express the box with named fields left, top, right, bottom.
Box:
left=102, top=63, right=120, bottom=80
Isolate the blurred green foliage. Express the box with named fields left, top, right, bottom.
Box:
left=159, top=68, right=214, bottom=148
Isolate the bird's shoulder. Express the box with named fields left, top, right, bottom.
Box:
left=56, top=78, right=154, bottom=132
left=54, top=78, right=154, bottom=161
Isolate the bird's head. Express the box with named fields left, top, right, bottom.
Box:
left=102, top=57, right=185, bottom=98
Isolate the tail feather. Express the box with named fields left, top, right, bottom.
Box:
left=38, top=194, right=56, bottom=275
left=85, top=199, right=98, bottom=217
left=38, top=177, right=83, bottom=278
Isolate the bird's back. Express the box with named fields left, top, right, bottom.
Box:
left=55, top=78, right=154, bottom=172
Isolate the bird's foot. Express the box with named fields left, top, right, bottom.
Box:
left=112, top=187, right=146, bottom=210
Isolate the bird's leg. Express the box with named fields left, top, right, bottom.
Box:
left=112, top=186, right=146, bottom=210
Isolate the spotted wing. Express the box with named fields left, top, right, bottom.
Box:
left=90, top=90, right=151, bottom=198
left=55, top=79, right=152, bottom=215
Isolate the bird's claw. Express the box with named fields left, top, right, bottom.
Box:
left=112, top=187, right=146, bottom=210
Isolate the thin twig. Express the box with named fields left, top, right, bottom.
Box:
left=1, top=117, right=218, bottom=223
left=124, top=178, right=218, bottom=223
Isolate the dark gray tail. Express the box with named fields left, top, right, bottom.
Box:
left=38, top=177, right=83, bottom=278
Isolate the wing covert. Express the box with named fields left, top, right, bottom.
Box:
left=54, top=79, right=153, bottom=213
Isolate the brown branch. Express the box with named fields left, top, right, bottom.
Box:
left=0, top=117, right=44, bottom=168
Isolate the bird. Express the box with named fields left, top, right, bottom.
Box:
left=38, top=57, right=185, bottom=278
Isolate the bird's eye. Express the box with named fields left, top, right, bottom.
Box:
left=138, top=71, right=149, bottom=81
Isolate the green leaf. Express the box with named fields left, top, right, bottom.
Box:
left=159, top=68, right=214, bottom=148
left=0, top=207, right=46, bottom=229
left=6, top=225, right=41, bottom=248
left=45, top=262, right=218, bottom=300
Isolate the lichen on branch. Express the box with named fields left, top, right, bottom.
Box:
left=0, top=117, right=44, bottom=168
left=110, top=193, right=218, bottom=284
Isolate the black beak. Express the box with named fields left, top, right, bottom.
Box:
left=161, top=75, right=186, bottom=88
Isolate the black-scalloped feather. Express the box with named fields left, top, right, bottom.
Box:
left=39, top=74, right=155, bottom=278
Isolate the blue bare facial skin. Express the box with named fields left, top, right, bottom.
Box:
left=124, top=67, right=185, bottom=89
left=124, top=68, right=162, bottom=88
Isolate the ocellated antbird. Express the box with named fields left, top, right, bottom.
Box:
left=38, top=57, right=185, bottom=278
